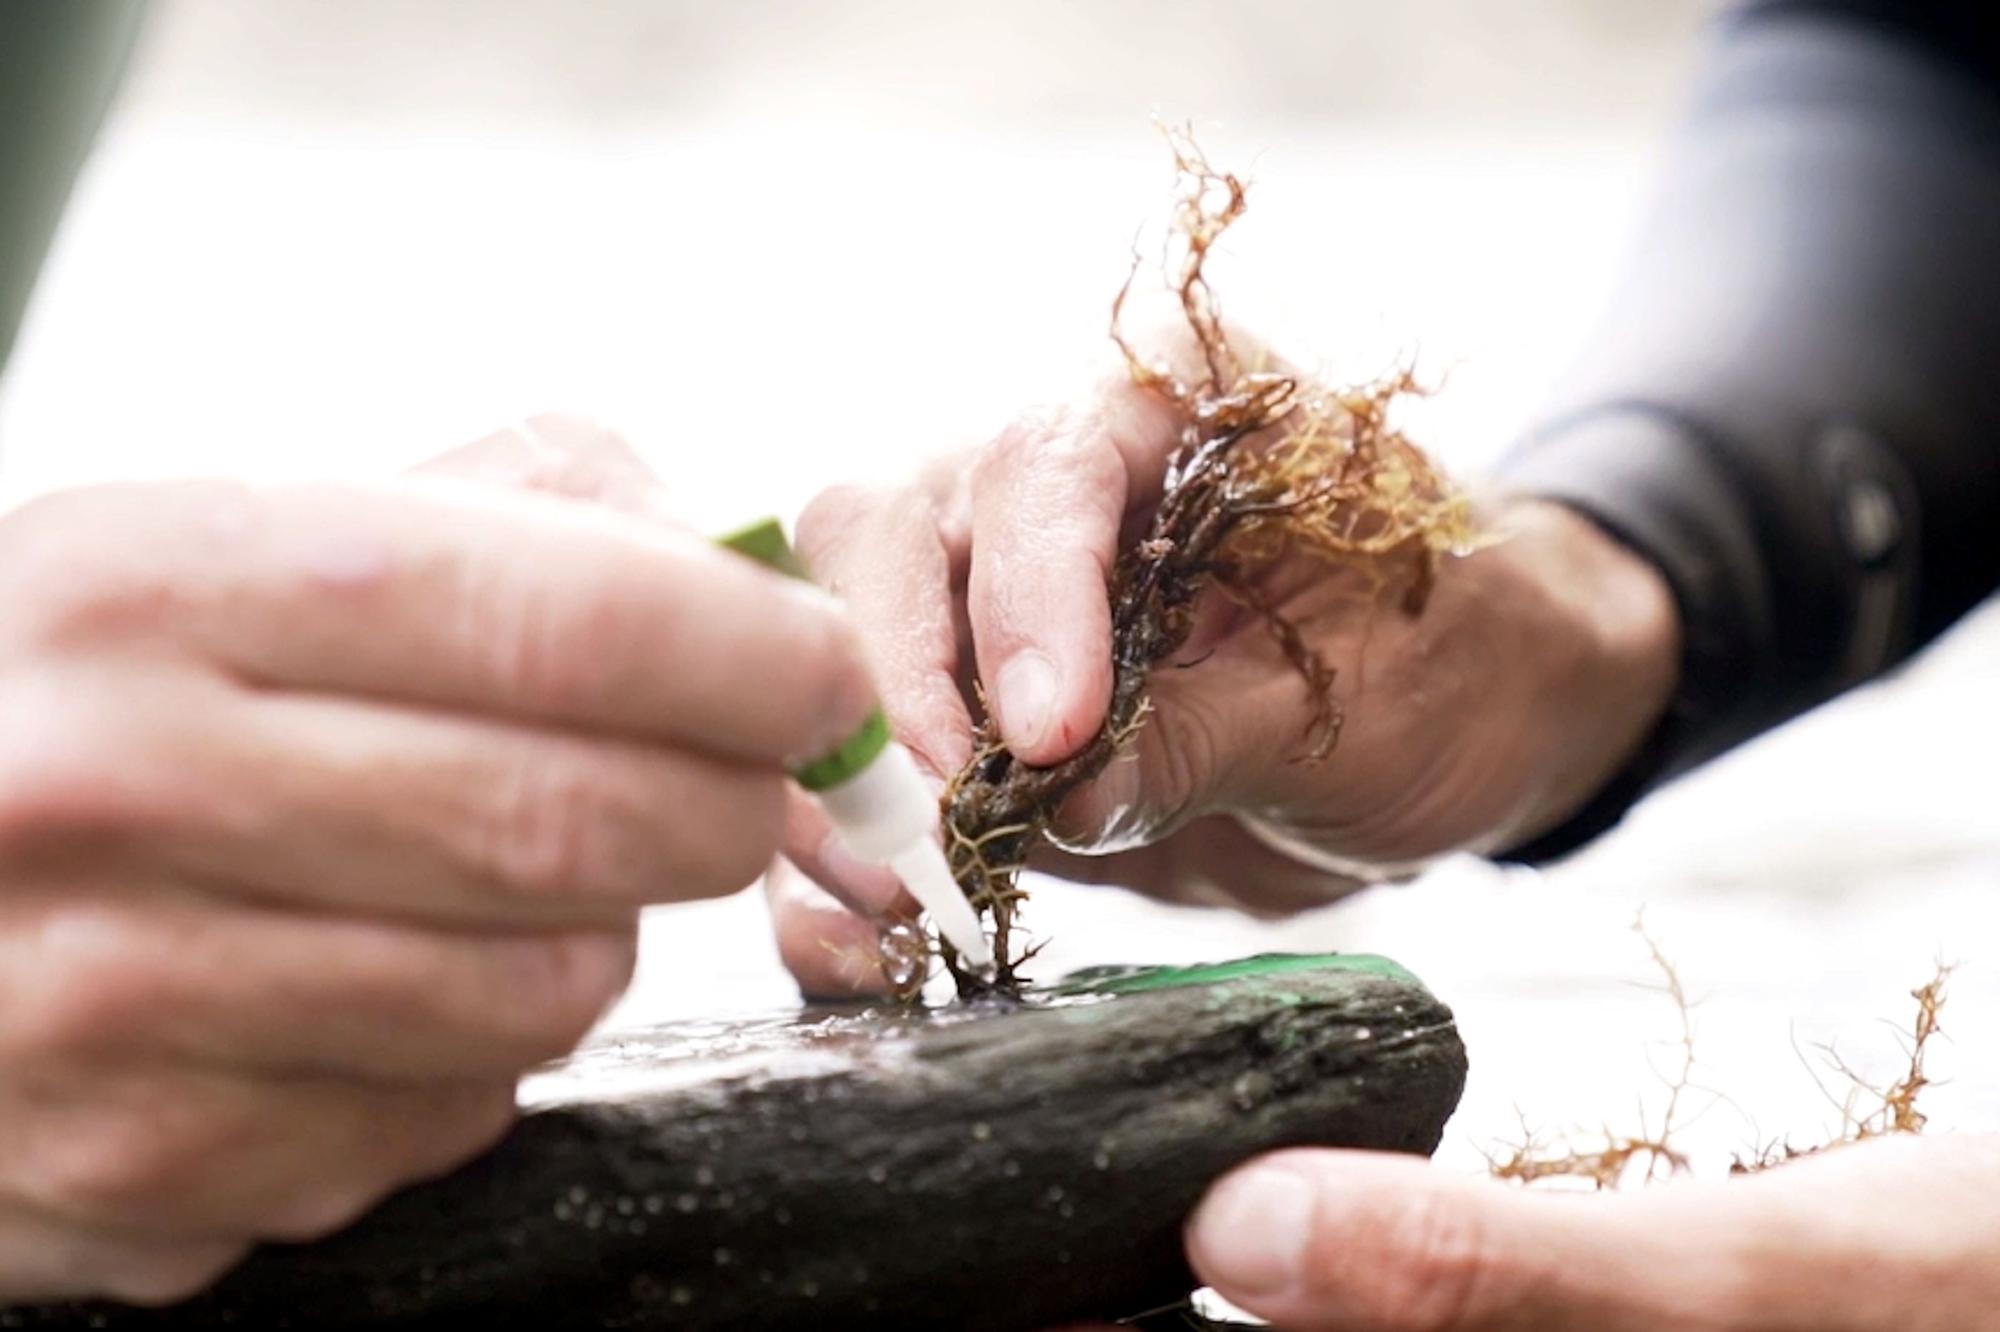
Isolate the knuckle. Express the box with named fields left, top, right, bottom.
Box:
left=0, top=483, right=242, bottom=647
left=31, top=1110, right=191, bottom=1222
left=980, top=399, right=1112, bottom=468
left=794, top=483, right=879, bottom=565
left=1061, top=419, right=1131, bottom=499
left=0, top=693, right=102, bottom=863
left=479, top=751, right=623, bottom=901
left=0, top=668, right=189, bottom=868
left=480, top=739, right=783, bottom=906
left=475, top=570, right=652, bottom=723
left=972, top=405, right=1126, bottom=533
left=476, top=576, right=590, bottom=714
left=10, top=909, right=163, bottom=1058
left=0, top=494, right=129, bottom=644
left=516, top=412, right=652, bottom=494
left=972, top=412, right=1049, bottom=486
left=1335, top=1188, right=1492, bottom=1332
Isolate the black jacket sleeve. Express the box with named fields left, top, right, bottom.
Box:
left=1499, top=0, right=2000, bottom=861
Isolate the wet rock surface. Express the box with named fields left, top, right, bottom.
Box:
left=7, top=954, right=1467, bottom=1331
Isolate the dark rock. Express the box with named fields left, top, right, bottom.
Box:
left=7, top=954, right=1467, bottom=1331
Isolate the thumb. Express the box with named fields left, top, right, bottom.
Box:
left=1185, top=1150, right=1744, bottom=1332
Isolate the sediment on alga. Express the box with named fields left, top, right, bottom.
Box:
left=9, top=954, right=1467, bottom=1332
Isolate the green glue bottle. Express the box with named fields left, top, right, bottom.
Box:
left=720, top=519, right=994, bottom=970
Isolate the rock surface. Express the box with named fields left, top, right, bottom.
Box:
left=7, top=954, right=1467, bottom=1331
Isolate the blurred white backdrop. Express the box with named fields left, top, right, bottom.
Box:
left=3, top=0, right=1994, bottom=1175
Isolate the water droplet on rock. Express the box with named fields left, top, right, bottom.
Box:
left=1232, top=1070, right=1274, bottom=1111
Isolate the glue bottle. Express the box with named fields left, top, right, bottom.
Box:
left=720, top=519, right=994, bottom=970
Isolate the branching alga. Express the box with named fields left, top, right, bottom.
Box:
left=1485, top=915, right=1954, bottom=1189
left=930, top=128, right=1477, bottom=1000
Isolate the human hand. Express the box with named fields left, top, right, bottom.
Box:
left=0, top=417, right=877, bottom=1303
left=770, top=341, right=1678, bottom=994
left=1129, top=1133, right=2000, bottom=1331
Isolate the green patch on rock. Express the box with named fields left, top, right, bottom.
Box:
left=1045, top=952, right=1423, bottom=999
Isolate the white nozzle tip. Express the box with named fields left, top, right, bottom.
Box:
left=889, top=844, right=993, bottom=970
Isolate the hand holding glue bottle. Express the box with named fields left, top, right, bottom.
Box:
left=721, top=519, right=994, bottom=970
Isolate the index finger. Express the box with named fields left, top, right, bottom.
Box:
left=51, top=479, right=880, bottom=767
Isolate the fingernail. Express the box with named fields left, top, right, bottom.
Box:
left=1189, top=1163, right=1316, bottom=1299
left=817, top=831, right=903, bottom=915
left=996, top=651, right=1059, bottom=753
